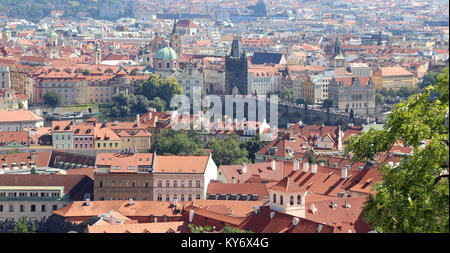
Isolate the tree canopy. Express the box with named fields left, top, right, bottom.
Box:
left=42, top=91, right=62, bottom=108
left=136, top=74, right=183, bottom=106
left=345, top=67, right=449, bottom=233
left=150, top=129, right=205, bottom=156
left=206, top=134, right=251, bottom=166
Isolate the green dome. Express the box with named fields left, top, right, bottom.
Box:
left=154, top=47, right=178, bottom=60
left=48, top=30, right=58, bottom=38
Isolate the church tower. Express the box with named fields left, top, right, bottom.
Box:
left=268, top=176, right=307, bottom=218
left=95, top=41, right=102, bottom=65
left=142, top=43, right=153, bottom=66
left=170, top=19, right=183, bottom=56
left=330, top=35, right=346, bottom=68
left=225, top=37, right=248, bottom=95
left=47, top=30, right=59, bottom=59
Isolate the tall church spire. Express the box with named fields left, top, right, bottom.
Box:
left=171, top=18, right=177, bottom=35
left=333, top=34, right=341, bottom=58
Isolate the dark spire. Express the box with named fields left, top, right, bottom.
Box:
left=230, top=37, right=241, bottom=58
left=333, top=34, right=341, bottom=58
left=171, top=18, right=177, bottom=35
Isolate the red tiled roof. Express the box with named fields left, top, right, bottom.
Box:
left=207, top=183, right=269, bottom=200
left=238, top=206, right=334, bottom=233
left=87, top=221, right=190, bottom=233
left=0, top=110, right=43, bottom=123
left=0, top=174, right=93, bottom=201
left=0, top=131, right=29, bottom=146
left=305, top=196, right=371, bottom=233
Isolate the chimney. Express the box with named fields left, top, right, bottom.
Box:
left=270, top=211, right=275, bottom=219
left=293, top=159, right=300, bottom=171
left=342, top=165, right=349, bottom=179
left=253, top=206, right=261, bottom=215
left=189, top=209, right=195, bottom=223
left=310, top=204, right=317, bottom=214
left=129, top=198, right=134, bottom=205
left=136, top=114, right=140, bottom=126
left=271, top=160, right=276, bottom=170
left=174, top=199, right=178, bottom=207
left=317, top=224, right=323, bottom=233
left=311, top=163, right=318, bottom=174
left=30, top=152, right=38, bottom=161
left=303, top=160, right=309, bottom=172
left=85, top=198, right=90, bottom=206
left=345, top=200, right=351, bottom=209
left=232, top=176, right=236, bottom=184
left=154, top=217, right=157, bottom=223
left=242, top=163, right=247, bottom=173
left=291, top=217, right=300, bottom=226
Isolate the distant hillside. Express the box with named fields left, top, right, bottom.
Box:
left=0, top=0, right=132, bottom=22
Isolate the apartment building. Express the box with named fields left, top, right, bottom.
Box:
left=0, top=174, right=93, bottom=221
left=94, top=152, right=217, bottom=202
left=0, top=110, right=44, bottom=132
left=373, top=66, right=417, bottom=90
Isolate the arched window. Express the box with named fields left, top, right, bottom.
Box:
left=159, top=62, right=162, bottom=68
left=166, top=62, right=170, bottom=69
left=290, top=196, right=294, bottom=205
left=280, top=195, right=283, bottom=205
left=273, top=194, right=276, bottom=203
left=297, top=195, right=301, bottom=204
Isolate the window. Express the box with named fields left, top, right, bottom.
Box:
left=166, top=180, right=170, bottom=188
left=9, top=205, right=14, bottom=212
left=297, top=195, right=301, bottom=205
left=31, top=205, right=36, bottom=212
left=145, top=182, right=149, bottom=188
left=196, top=194, right=201, bottom=200
left=181, top=194, right=185, bottom=201
left=127, top=166, right=134, bottom=170
left=280, top=195, right=283, bottom=205
left=188, top=194, right=192, bottom=201
left=20, top=205, right=25, bottom=212
left=188, top=180, right=192, bottom=188
left=196, top=180, right=201, bottom=188
left=52, top=205, right=58, bottom=211
left=273, top=194, right=276, bottom=203
left=158, top=180, right=162, bottom=188
left=181, top=180, right=185, bottom=188
left=157, top=194, right=162, bottom=201
left=290, top=196, right=294, bottom=206
left=166, top=195, right=170, bottom=201
left=0, top=205, right=2, bottom=212
left=99, top=180, right=103, bottom=188
left=166, top=62, right=170, bottom=69
left=173, top=180, right=177, bottom=188
left=41, top=205, right=46, bottom=212
left=113, top=166, right=121, bottom=170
